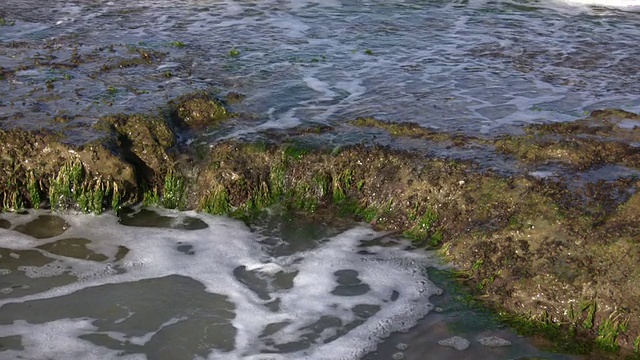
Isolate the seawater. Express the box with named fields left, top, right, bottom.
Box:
left=0, top=0, right=639, bottom=141
left=0, top=209, right=438, bottom=359
left=0, top=209, right=580, bottom=359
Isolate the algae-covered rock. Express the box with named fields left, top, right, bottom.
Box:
left=351, top=110, right=640, bottom=171
left=0, top=129, right=137, bottom=212
left=171, top=91, right=231, bottom=128
left=3, top=100, right=640, bottom=355
left=495, top=109, right=640, bottom=170
left=96, top=113, right=175, bottom=176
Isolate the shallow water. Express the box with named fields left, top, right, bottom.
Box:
left=0, top=208, right=580, bottom=359
left=1, top=0, right=639, bottom=143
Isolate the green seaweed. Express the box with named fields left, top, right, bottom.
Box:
left=168, top=41, right=186, bottom=48
left=312, top=173, right=329, bottom=199
left=499, top=311, right=592, bottom=354
left=76, top=180, right=106, bottom=214
left=354, top=205, right=377, bottom=222
left=269, top=163, right=286, bottom=199
left=403, top=208, right=438, bottom=242
left=250, top=181, right=272, bottom=210
left=0, top=17, right=15, bottom=26
left=596, top=311, right=629, bottom=352
left=111, top=182, right=122, bottom=212
left=581, top=300, right=597, bottom=330
left=283, top=144, right=310, bottom=161
left=332, top=169, right=353, bottom=204
left=90, top=181, right=105, bottom=214
left=48, top=161, right=84, bottom=211
left=201, top=184, right=230, bottom=215
left=289, top=181, right=318, bottom=212
left=162, top=170, right=186, bottom=209
left=142, top=185, right=160, bottom=207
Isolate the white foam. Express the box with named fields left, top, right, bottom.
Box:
left=0, top=319, right=144, bottom=360
left=554, top=0, right=640, bottom=8
left=0, top=210, right=441, bottom=359
left=18, top=261, right=69, bottom=279
left=438, top=336, right=471, bottom=351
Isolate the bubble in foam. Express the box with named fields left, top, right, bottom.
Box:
left=478, top=336, right=512, bottom=347
left=438, top=336, right=471, bottom=351
left=18, top=261, right=69, bottom=279
left=556, top=0, right=640, bottom=8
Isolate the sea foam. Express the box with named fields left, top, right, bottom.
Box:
left=0, top=209, right=441, bottom=359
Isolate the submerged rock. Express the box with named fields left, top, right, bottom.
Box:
left=171, top=91, right=231, bottom=128
left=14, top=215, right=69, bottom=239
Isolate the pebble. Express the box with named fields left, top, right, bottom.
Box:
left=478, top=336, right=512, bottom=347
left=437, top=336, right=470, bottom=351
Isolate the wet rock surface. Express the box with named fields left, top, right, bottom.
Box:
left=1, top=98, right=640, bottom=356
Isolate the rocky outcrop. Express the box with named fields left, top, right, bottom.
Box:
left=2, top=100, right=640, bottom=357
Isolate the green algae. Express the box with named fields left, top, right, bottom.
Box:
left=142, top=185, right=160, bottom=207
left=350, top=117, right=449, bottom=141
left=581, top=300, right=597, bottom=330
left=403, top=208, right=437, bottom=240
left=283, top=143, right=310, bottom=161
left=200, top=184, right=230, bottom=215
left=596, top=311, right=630, bottom=352
left=0, top=17, right=15, bottom=26
left=46, top=161, right=114, bottom=214
left=168, top=41, right=186, bottom=48
left=111, top=182, right=122, bottom=212
left=332, top=169, right=353, bottom=204
left=48, top=161, right=84, bottom=211
left=499, top=310, right=593, bottom=354
left=269, top=163, right=286, bottom=199
left=171, top=92, right=231, bottom=128
left=162, top=169, right=186, bottom=209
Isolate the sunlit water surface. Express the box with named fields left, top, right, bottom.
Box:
left=0, top=0, right=639, bottom=143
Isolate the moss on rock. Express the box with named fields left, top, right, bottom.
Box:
left=0, top=129, right=137, bottom=213
left=96, top=113, right=175, bottom=176
left=171, top=91, right=231, bottom=128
